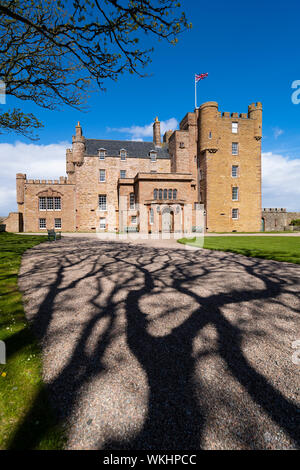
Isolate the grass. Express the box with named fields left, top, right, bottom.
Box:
left=178, top=236, right=300, bottom=264
left=0, top=232, right=66, bottom=449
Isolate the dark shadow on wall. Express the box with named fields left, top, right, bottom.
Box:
left=9, top=239, right=300, bottom=450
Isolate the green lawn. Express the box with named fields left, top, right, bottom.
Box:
left=0, top=232, right=65, bottom=449
left=178, top=236, right=300, bottom=264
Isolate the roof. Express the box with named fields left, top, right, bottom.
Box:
left=85, top=139, right=170, bottom=159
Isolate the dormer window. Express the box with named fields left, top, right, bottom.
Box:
left=149, top=150, right=157, bottom=162
left=99, top=148, right=106, bottom=160
left=120, top=149, right=127, bottom=160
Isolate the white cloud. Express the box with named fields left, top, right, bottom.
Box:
left=272, top=127, right=284, bottom=139
left=262, top=152, right=300, bottom=211
left=0, top=141, right=68, bottom=215
left=108, top=117, right=179, bottom=141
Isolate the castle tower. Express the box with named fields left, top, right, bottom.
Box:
left=153, top=117, right=161, bottom=147
left=66, top=122, right=85, bottom=181
left=248, top=102, right=263, bottom=140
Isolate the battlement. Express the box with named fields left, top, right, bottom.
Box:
left=25, top=176, right=71, bottom=185
left=263, top=208, right=286, bottom=212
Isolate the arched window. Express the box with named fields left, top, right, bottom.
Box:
left=153, top=189, right=158, bottom=200
left=173, top=189, right=177, bottom=200
left=168, top=189, right=172, bottom=200
left=159, top=189, right=163, bottom=200
left=163, top=189, right=168, bottom=200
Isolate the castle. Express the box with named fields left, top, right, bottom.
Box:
left=6, top=101, right=264, bottom=233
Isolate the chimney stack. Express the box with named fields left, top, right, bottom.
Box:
left=153, top=117, right=161, bottom=147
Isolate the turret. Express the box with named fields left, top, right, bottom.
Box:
left=72, top=121, right=85, bottom=164
left=153, top=117, right=161, bottom=147
left=248, top=102, right=262, bottom=140
left=198, top=102, right=219, bottom=153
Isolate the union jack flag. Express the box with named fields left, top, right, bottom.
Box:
left=195, top=73, right=208, bottom=83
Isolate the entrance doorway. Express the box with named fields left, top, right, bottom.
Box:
left=162, top=207, right=174, bottom=232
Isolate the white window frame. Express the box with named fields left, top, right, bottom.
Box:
left=54, top=197, right=61, bottom=211
left=47, top=197, right=54, bottom=210
left=150, top=151, right=157, bottom=162
left=120, top=170, right=126, bottom=179
left=39, top=197, right=46, bottom=211
left=99, top=169, right=106, bottom=182
left=232, top=122, right=238, bottom=134
left=54, top=218, right=61, bottom=229
left=129, top=193, right=135, bottom=210
left=39, top=218, right=46, bottom=229
left=232, top=142, right=239, bottom=155
left=100, top=217, right=106, bottom=229
left=232, top=187, right=239, bottom=201
left=232, top=165, right=239, bottom=178
left=131, top=215, right=137, bottom=225
left=99, top=194, right=107, bottom=211
left=232, top=208, right=239, bottom=220
left=99, top=149, right=106, bottom=160
left=120, top=149, right=127, bottom=161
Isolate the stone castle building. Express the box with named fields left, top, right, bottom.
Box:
left=6, top=101, right=264, bottom=233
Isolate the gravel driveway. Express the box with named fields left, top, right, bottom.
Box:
left=17, top=238, right=299, bottom=450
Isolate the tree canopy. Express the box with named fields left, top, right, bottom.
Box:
left=0, top=0, right=190, bottom=139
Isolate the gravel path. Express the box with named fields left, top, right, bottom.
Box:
left=18, top=238, right=300, bottom=450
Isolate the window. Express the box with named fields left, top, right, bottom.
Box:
left=168, top=189, right=172, bottom=200
left=232, top=187, right=239, bottom=201
left=208, top=131, right=212, bottom=139
left=163, top=189, right=168, bottom=200
left=232, top=208, right=239, bottom=220
left=100, top=217, right=106, bottom=229
left=120, top=170, right=126, bottom=179
left=39, top=218, right=46, bottom=229
left=130, top=193, right=135, bottom=209
left=153, top=189, right=158, bottom=200
left=120, top=149, right=126, bottom=160
left=39, top=197, right=46, bottom=210
left=100, top=169, right=106, bottom=182
left=232, top=122, right=238, bottom=134
left=131, top=215, right=137, bottom=225
left=54, top=197, right=61, bottom=210
left=179, top=142, right=185, bottom=148
left=150, top=151, right=157, bottom=162
left=47, top=197, right=53, bottom=210
left=159, top=189, right=163, bottom=200
left=54, top=218, right=61, bottom=229
left=149, top=208, right=154, bottom=225
left=99, top=194, right=107, bottom=211
left=173, top=189, right=177, bottom=200
left=232, top=165, right=239, bottom=177
left=99, top=149, right=106, bottom=160
left=232, top=142, right=239, bottom=155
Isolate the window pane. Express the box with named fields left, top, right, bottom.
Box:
left=100, top=169, right=106, bottom=182
left=99, top=195, right=107, bottom=210
left=100, top=217, right=106, bottom=229
left=163, top=189, right=168, bottom=200
left=232, top=122, right=238, bottom=133
left=39, top=197, right=46, bottom=210
left=54, top=218, right=61, bottom=229
left=130, top=193, right=135, bottom=209
left=159, top=189, right=163, bottom=200
left=232, top=142, right=238, bottom=155
left=168, top=189, right=172, bottom=200
left=150, top=208, right=154, bottom=224
left=54, top=197, right=61, bottom=210
left=131, top=216, right=137, bottom=224
left=120, top=170, right=126, bottom=178
left=47, top=197, right=53, bottom=210
left=232, top=209, right=239, bottom=219
left=153, top=189, right=158, bottom=200
left=232, top=187, right=239, bottom=200
left=232, top=165, right=238, bottom=177
left=39, top=218, right=46, bottom=229
left=173, top=189, right=177, bottom=200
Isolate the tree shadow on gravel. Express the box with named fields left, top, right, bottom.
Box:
left=9, top=239, right=300, bottom=449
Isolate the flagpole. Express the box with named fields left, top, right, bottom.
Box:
left=195, top=75, right=197, bottom=110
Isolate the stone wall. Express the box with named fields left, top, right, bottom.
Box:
left=262, top=209, right=300, bottom=231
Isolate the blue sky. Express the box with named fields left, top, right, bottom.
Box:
left=1, top=0, right=300, bottom=214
